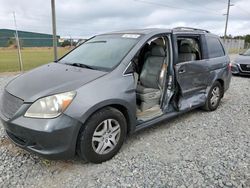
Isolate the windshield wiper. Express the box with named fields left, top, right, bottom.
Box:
left=65, top=62, right=94, bottom=70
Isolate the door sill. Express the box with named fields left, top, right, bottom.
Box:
left=136, top=105, right=163, bottom=122
left=135, top=110, right=183, bottom=132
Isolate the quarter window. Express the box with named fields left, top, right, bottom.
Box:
left=206, top=37, right=225, bottom=58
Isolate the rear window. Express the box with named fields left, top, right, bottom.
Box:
left=206, top=36, right=225, bottom=58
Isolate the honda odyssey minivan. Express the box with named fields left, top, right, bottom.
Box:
left=0, top=27, right=231, bottom=163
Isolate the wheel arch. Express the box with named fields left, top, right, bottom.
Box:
left=216, top=78, right=225, bottom=97
left=78, top=100, right=136, bottom=136
left=74, top=100, right=136, bottom=156
left=109, top=104, right=133, bottom=135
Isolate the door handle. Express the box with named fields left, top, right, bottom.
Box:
left=178, top=69, right=186, bottom=74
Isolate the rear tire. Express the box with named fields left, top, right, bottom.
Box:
left=77, top=107, right=127, bottom=163
left=202, top=81, right=223, bottom=111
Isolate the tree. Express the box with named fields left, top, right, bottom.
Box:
left=7, top=37, right=23, bottom=48
left=233, top=35, right=245, bottom=40
left=7, top=37, right=15, bottom=47
left=245, top=35, right=250, bottom=44
left=61, top=40, right=71, bottom=47
left=61, top=39, right=77, bottom=47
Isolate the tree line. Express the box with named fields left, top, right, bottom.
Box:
left=222, top=34, right=250, bottom=43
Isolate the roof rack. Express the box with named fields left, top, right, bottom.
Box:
left=173, top=27, right=210, bottom=33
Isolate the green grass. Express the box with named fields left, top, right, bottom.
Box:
left=227, top=48, right=245, bottom=54
left=0, top=47, right=246, bottom=73
left=0, top=47, right=70, bottom=72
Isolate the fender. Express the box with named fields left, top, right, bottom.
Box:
left=77, top=99, right=137, bottom=135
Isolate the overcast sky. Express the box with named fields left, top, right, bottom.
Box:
left=0, top=0, right=250, bottom=38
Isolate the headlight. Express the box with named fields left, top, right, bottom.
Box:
left=24, top=91, right=76, bottom=118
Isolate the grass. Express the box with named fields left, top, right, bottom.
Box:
left=0, top=47, right=70, bottom=72
left=227, top=48, right=245, bottom=54
left=0, top=47, right=246, bottom=73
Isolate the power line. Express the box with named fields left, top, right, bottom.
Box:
left=217, top=0, right=250, bottom=17
left=234, top=5, right=250, bottom=17
left=184, top=0, right=225, bottom=12
left=133, top=0, right=223, bottom=15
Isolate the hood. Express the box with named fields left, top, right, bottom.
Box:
left=6, top=63, right=106, bottom=102
left=235, top=55, right=250, bottom=65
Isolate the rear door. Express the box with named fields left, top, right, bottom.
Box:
left=174, top=34, right=209, bottom=110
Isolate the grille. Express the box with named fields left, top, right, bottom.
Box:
left=240, top=64, right=250, bottom=72
left=0, top=90, right=23, bottom=119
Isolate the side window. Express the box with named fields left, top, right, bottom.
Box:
left=206, top=36, right=225, bottom=58
left=177, top=36, right=202, bottom=63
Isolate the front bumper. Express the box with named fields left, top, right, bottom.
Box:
left=0, top=110, right=82, bottom=159
left=231, top=63, right=250, bottom=76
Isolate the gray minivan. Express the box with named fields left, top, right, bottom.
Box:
left=0, top=27, right=231, bottom=163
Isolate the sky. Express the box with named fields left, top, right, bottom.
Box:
left=0, top=0, right=250, bottom=38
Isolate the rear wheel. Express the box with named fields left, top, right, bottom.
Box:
left=202, top=81, right=223, bottom=111
left=77, top=107, right=127, bottom=163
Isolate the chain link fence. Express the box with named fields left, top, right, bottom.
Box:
left=0, top=37, right=84, bottom=73
left=1, top=36, right=250, bottom=73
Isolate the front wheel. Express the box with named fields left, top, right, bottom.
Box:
left=77, top=107, right=127, bottom=163
left=202, top=81, right=223, bottom=111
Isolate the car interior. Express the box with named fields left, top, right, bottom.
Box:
left=131, top=36, right=202, bottom=121
left=131, top=37, right=169, bottom=121
left=177, top=37, right=201, bottom=62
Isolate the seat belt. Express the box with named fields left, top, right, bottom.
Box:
left=158, top=58, right=168, bottom=90
left=133, top=72, right=139, bottom=88
left=158, top=58, right=168, bottom=106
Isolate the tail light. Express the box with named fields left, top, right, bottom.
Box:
left=228, top=63, right=232, bottom=71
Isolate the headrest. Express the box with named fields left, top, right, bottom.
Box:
left=151, top=46, right=165, bottom=57
left=179, top=43, right=192, bottom=53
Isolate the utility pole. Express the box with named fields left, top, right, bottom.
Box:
left=51, top=0, right=58, bottom=61
left=70, top=35, right=73, bottom=49
left=13, top=12, right=23, bottom=72
left=224, top=0, right=233, bottom=42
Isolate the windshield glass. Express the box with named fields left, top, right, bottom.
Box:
left=242, top=49, right=250, bottom=56
left=59, top=34, right=141, bottom=71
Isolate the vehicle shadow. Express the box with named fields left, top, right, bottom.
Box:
left=122, top=108, right=204, bottom=150
left=232, top=74, right=250, bottom=78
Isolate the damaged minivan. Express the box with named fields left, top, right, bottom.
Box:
left=0, top=27, right=231, bottom=163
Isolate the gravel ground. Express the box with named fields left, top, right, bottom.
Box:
left=0, top=74, right=250, bottom=188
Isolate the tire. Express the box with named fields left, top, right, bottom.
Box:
left=77, top=107, right=127, bottom=163
left=202, top=81, right=223, bottom=111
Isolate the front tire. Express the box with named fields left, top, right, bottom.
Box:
left=202, top=81, right=223, bottom=111
left=77, top=107, right=127, bottom=163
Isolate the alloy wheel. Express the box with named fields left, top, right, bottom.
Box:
left=210, top=86, right=220, bottom=107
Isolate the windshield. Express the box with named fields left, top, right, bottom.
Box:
left=242, top=49, right=250, bottom=56
left=59, top=34, right=141, bottom=71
